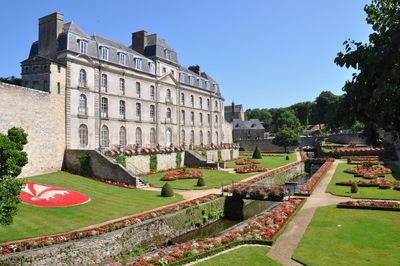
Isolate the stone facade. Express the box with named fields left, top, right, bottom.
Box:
left=0, top=82, right=65, bottom=177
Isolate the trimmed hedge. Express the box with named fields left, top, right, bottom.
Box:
left=161, top=183, right=174, bottom=197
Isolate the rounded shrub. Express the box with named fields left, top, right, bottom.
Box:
left=351, top=182, right=358, bottom=193
left=197, top=177, right=206, bottom=187
left=161, top=183, right=174, bottom=197
left=286, top=155, right=290, bottom=160
left=252, top=146, right=262, bottom=159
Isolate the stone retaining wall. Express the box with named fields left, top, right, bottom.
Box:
left=252, top=162, right=305, bottom=186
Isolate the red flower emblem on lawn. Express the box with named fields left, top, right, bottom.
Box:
left=19, top=182, right=90, bottom=207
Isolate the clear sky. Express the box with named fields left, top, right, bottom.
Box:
left=0, top=0, right=371, bottom=109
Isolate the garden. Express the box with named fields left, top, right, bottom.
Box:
left=225, top=152, right=297, bottom=170
left=326, top=161, right=400, bottom=200
left=0, top=171, right=183, bottom=243
left=293, top=204, right=400, bottom=265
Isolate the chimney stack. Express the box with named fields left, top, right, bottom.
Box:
left=38, top=12, right=64, bottom=58
left=131, top=30, right=148, bottom=55
left=188, top=65, right=200, bottom=74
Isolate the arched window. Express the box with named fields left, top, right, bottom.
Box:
left=215, top=115, right=219, bottom=126
left=101, top=74, right=107, bottom=92
left=120, top=100, right=126, bottom=119
left=181, top=110, right=185, bottom=125
left=119, top=126, right=127, bottom=146
left=199, top=113, right=203, bottom=126
left=199, top=130, right=203, bottom=145
left=150, top=85, right=155, bottom=100
left=79, top=69, right=86, bottom=87
left=136, top=103, right=141, bottom=120
left=166, top=107, right=172, bottom=119
left=215, top=132, right=219, bottom=144
left=190, top=130, right=195, bottom=145
left=100, top=125, right=109, bottom=147
left=150, top=105, right=155, bottom=121
left=207, top=131, right=211, bottom=144
left=199, top=97, right=203, bottom=108
left=136, top=127, right=142, bottom=146
left=181, top=93, right=185, bottom=105
left=166, top=89, right=171, bottom=100
left=207, top=99, right=210, bottom=109
left=215, top=100, right=218, bottom=109
left=79, top=124, right=88, bottom=147
left=166, top=128, right=172, bottom=146
left=181, top=130, right=185, bottom=145
left=79, top=94, right=87, bottom=115
left=101, top=97, right=108, bottom=118
left=120, top=78, right=125, bottom=95
left=150, top=128, right=156, bottom=146
left=190, top=95, right=194, bottom=107
left=136, top=82, right=141, bottom=97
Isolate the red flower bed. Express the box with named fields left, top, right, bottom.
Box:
left=224, top=184, right=287, bottom=201
left=235, top=159, right=260, bottom=165
left=235, top=166, right=267, bottom=173
left=161, top=170, right=203, bottom=181
left=334, top=147, right=384, bottom=153
left=295, top=159, right=334, bottom=196
left=337, top=200, right=400, bottom=211
left=0, top=194, right=220, bottom=255
left=336, top=178, right=397, bottom=188
left=345, top=164, right=392, bottom=179
left=122, top=198, right=304, bottom=265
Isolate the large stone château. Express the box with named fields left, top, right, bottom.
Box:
left=0, top=12, right=231, bottom=177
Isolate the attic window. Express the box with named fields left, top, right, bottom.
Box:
left=100, top=46, right=109, bottom=60
left=235, top=124, right=239, bottom=128
left=251, top=124, right=256, bottom=128
left=134, top=58, right=142, bottom=69
left=78, top=39, right=88, bottom=54
left=148, top=62, right=155, bottom=74
left=164, top=49, right=171, bottom=60
left=118, top=52, right=126, bottom=65
left=179, top=72, right=185, bottom=82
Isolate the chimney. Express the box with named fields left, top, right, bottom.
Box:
left=188, top=65, right=200, bottom=74
left=231, top=101, right=235, bottom=117
left=131, top=30, right=147, bottom=55
left=38, top=12, right=64, bottom=58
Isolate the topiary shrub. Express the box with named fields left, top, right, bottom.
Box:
left=197, top=177, right=206, bottom=187
left=78, top=153, right=93, bottom=176
left=176, top=152, right=182, bottom=167
left=252, top=146, right=262, bottom=159
left=116, top=153, right=126, bottom=167
left=218, top=150, right=222, bottom=161
left=286, top=155, right=290, bottom=160
left=201, top=150, right=207, bottom=157
left=351, top=182, right=358, bottom=193
left=161, top=183, right=174, bottom=197
left=150, top=154, right=157, bottom=172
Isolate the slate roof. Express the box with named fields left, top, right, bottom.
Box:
left=232, top=119, right=265, bottom=130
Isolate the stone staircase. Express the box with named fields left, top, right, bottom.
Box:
left=185, top=150, right=221, bottom=168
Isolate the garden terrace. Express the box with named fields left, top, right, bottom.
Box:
left=226, top=152, right=297, bottom=170
left=224, top=184, right=287, bottom=201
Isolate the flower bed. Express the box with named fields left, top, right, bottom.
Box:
left=122, top=198, right=305, bottom=265
left=224, top=184, right=287, bottom=201
left=344, top=164, right=392, bottom=179
left=0, top=194, right=220, bottom=255
left=235, top=166, right=267, bottom=173
left=336, top=178, right=398, bottom=188
left=337, top=200, right=400, bottom=211
left=161, top=170, right=203, bottom=181
left=334, top=147, right=384, bottom=153
left=294, top=159, right=334, bottom=196
left=235, top=159, right=260, bottom=165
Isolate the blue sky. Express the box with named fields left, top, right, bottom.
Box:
left=0, top=0, right=371, bottom=109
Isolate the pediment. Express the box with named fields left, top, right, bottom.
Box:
left=159, top=73, right=178, bottom=85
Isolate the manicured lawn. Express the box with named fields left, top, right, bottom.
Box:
left=326, top=162, right=400, bottom=200
left=141, top=168, right=253, bottom=190
left=195, top=246, right=281, bottom=266
left=293, top=205, right=400, bottom=266
left=226, top=153, right=297, bottom=170
left=0, top=171, right=182, bottom=242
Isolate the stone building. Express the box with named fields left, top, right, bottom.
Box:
left=21, top=12, right=226, bottom=150
left=232, top=119, right=265, bottom=141
left=224, top=102, right=244, bottom=122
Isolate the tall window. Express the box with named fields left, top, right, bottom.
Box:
left=150, top=128, right=156, bottom=146
left=120, top=78, right=125, bottom=95
left=149, top=62, right=155, bottom=74
left=207, top=114, right=211, bottom=125
left=100, top=47, right=109, bottom=61
left=150, top=105, right=155, bottom=121
left=101, top=74, right=107, bottom=92
left=164, top=49, right=171, bottom=60
left=181, top=130, right=185, bottom=145
left=150, top=85, right=155, bottom=100
left=189, top=76, right=194, bottom=85
left=190, top=95, right=194, bottom=107
left=181, top=93, right=185, bottom=105
left=207, top=99, right=210, bottom=109
left=119, top=126, right=127, bottom=146
left=215, top=100, right=218, bottom=110
left=79, top=94, right=87, bottom=116
left=135, top=58, right=142, bottom=69
left=215, top=115, right=219, bottom=127
left=166, top=89, right=172, bottom=102
left=190, top=130, right=194, bottom=145
left=198, top=79, right=203, bottom=87
left=118, top=52, right=126, bottom=65
left=199, top=113, right=203, bottom=126
left=199, top=97, right=203, bottom=108
left=166, top=107, right=172, bottom=119
left=119, top=100, right=126, bottom=119
left=207, top=131, right=211, bottom=144
left=199, top=130, right=203, bottom=145
left=101, top=97, right=108, bottom=118
left=79, top=124, right=88, bottom=147
left=79, top=69, right=86, bottom=87
left=215, top=132, right=219, bottom=144
left=136, top=103, right=141, bottom=120
left=191, top=112, right=194, bottom=125
left=136, top=82, right=141, bottom=97
left=78, top=40, right=88, bottom=54
left=181, top=110, right=185, bottom=125
left=100, top=125, right=109, bottom=147
left=166, top=128, right=172, bottom=146
left=136, top=127, right=142, bottom=146
left=206, top=81, right=210, bottom=89
left=179, top=72, right=185, bottom=82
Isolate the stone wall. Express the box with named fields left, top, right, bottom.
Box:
left=63, top=150, right=138, bottom=185
left=0, top=82, right=65, bottom=178
left=238, top=139, right=296, bottom=152
left=125, top=151, right=185, bottom=174
left=253, top=162, right=304, bottom=186
left=0, top=197, right=226, bottom=265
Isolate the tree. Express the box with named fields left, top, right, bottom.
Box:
left=0, top=127, right=28, bottom=225
left=252, top=146, right=262, bottom=159
left=275, top=110, right=303, bottom=134
left=310, top=91, right=340, bottom=129
left=272, top=126, right=300, bottom=153
left=289, top=101, right=313, bottom=126
left=0, top=76, right=22, bottom=86
left=335, top=0, right=400, bottom=143
left=245, top=108, right=273, bottom=130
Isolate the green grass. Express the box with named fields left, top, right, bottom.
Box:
left=226, top=153, right=297, bottom=170
left=0, top=171, right=182, bottom=242
left=195, top=246, right=281, bottom=266
left=293, top=205, right=400, bottom=266
left=326, top=162, right=400, bottom=200
left=141, top=168, right=253, bottom=190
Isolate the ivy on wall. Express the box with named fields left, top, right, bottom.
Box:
left=150, top=154, right=158, bottom=172
left=201, top=150, right=207, bottom=158
left=78, top=153, right=93, bottom=176
left=176, top=152, right=182, bottom=167
left=230, top=149, right=234, bottom=159
left=116, top=153, right=127, bottom=167
left=218, top=150, right=222, bottom=161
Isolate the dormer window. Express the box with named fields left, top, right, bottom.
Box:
left=148, top=62, right=155, bottom=74
left=198, top=78, right=203, bottom=87
left=164, top=49, right=171, bottom=60
left=206, top=81, right=210, bottom=89
left=188, top=76, right=194, bottom=86
left=100, top=46, right=109, bottom=61
left=179, top=72, right=185, bottom=83
left=118, top=52, right=126, bottom=65
left=135, top=58, right=142, bottom=69
left=78, top=39, right=88, bottom=54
